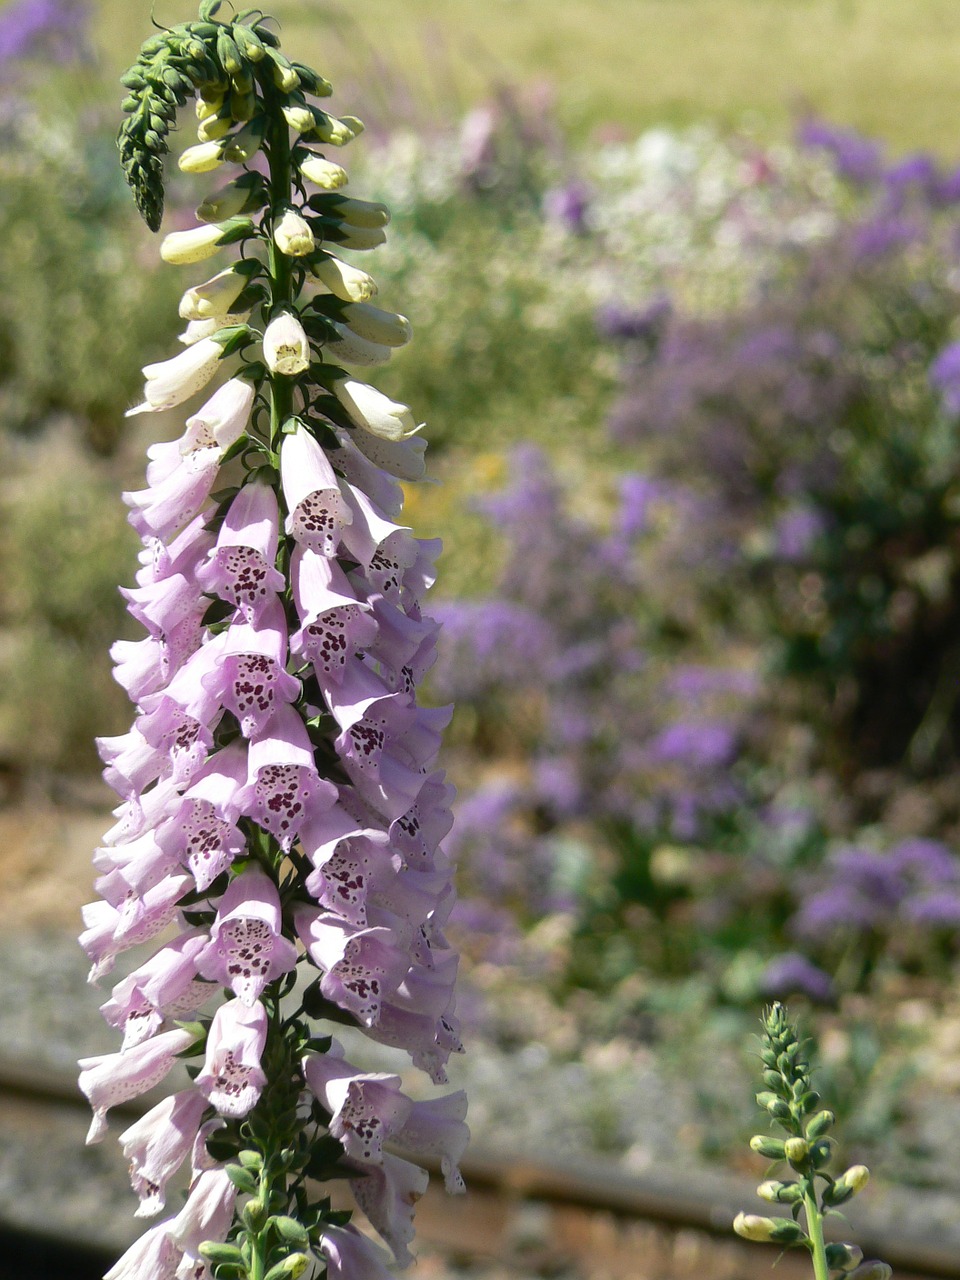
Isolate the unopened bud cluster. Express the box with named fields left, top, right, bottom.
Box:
left=734, top=1005, right=890, bottom=1280
left=82, top=6, right=464, bottom=1280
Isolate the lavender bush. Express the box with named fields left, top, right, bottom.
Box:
left=79, top=7, right=465, bottom=1279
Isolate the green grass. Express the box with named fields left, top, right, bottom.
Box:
left=88, top=0, right=960, bottom=156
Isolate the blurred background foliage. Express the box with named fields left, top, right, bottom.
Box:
left=9, top=0, right=960, bottom=1182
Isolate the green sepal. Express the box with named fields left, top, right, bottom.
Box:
left=252, top=23, right=281, bottom=47
left=200, top=1, right=225, bottom=22
left=172, top=1022, right=209, bottom=1056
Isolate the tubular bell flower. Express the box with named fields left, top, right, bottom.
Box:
left=88, top=8, right=467, bottom=1280
left=263, top=310, right=310, bottom=374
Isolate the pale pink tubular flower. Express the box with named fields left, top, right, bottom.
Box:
left=79, top=1026, right=197, bottom=1143
left=119, top=1089, right=209, bottom=1217
left=195, top=865, right=298, bottom=1005
left=195, top=997, right=268, bottom=1117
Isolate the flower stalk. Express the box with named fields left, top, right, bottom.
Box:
left=734, top=1004, right=891, bottom=1280
left=84, top=5, right=465, bottom=1279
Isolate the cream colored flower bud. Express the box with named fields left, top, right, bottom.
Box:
left=333, top=378, right=418, bottom=441
left=339, top=302, right=411, bottom=348
left=263, top=312, right=310, bottom=375
left=221, top=119, right=264, bottom=164
left=328, top=224, right=387, bottom=252
left=197, top=113, right=233, bottom=143
left=195, top=175, right=263, bottom=224
left=178, top=142, right=225, bottom=175
left=160, top=223, right=229, bottom=265
left=179, top=268, right=247, bottom=321
left=324, top=326, right=392, bottom=367
left=312, top=112, right=363, bottom=146
left=196, top=94, right=224, bottom=121
left=282, top=105, right=315, bottom=134
left=127, top=337, right=223, bottom=413
left=178, top=312, right=251, bottom=346
left=309, top=255, right=377, bottom=302
left=298, top=153, right=348, bottom=190
left=273, top=208, right=315, bottom=258
left=847, top=1264, right=892, bottom=1280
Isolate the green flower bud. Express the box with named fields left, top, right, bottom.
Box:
left=243, top=1198, right=269, bottom=1231
left=199, top=1243, right=245, bottom=1266
left=233, top=24, right=266, bottom=62
left=217, top=30, right=244, bottom=77
left=783, top=1137, right=809, bottom=1166
left=761, top=1070, right=783, bottom=1091
left=825, top=1243, right=864, bottom=1271
left=733, top=1213, right=805, bottom=1245
left=749, top=1135, right=786, bottom=1160
left=238, top=1149, right=263, bottom=1170
left=798, top=1090, right=821, bottom=1113
left=272, top=1217, right=310, bottom=1247
left=805, top=1109, right=835, bottom=1139
left=757, top=1180, right=803, bottom=1204
left=225, top=1164, right=258, bottom=1195
left=266, top=48, right=300, bottom=90
left=292, top=64, right=332, bottom=96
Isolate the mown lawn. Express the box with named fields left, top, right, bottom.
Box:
left=91, top=0, right=960, bottom=155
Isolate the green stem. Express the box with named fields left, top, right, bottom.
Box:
left=803, top=1185, right=831, bottom=1280
left=261, top=77, right=295, bottom=451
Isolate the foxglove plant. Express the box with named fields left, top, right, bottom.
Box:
left=78, top=6, right=466, bottom=1279
left=734, top=1004, right=890, bottom=1280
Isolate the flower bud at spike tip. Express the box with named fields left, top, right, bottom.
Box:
left=263, top=312, right=310, bottom=375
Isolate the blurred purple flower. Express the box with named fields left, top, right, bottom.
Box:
left=773, top=506, right=826, bottom=560
left=0, top=0, right=89, bottom=65
left=762, top=952, right=834, bottom=1003
left=891, top=837, right=958, bottom=885
left=850, top=215, right=920, bottom=259
left=543, top=179, right=591, bottom=234
left=647, top=720, right=737, bottom=769
left=796, top=117, right=884, bottom=185
left=904, top=891, right=960, bottom=928
left=930, top=342, right=960, bottom=414
left=596, top=295, right=673, bottom=343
